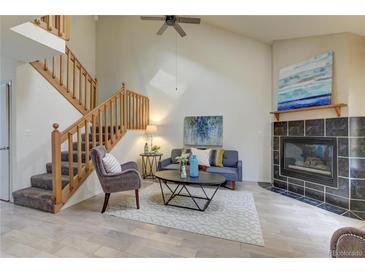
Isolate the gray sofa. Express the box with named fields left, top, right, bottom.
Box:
left=158, top=148, right=242, bottom=190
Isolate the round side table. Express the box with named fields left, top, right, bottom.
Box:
left=140, top=153, right=163, bottom=179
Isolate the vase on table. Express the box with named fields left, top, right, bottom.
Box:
left=189, top=154, right=199, bottom=177
left=180, top=164, right=187, bottom=179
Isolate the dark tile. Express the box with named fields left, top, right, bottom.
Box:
left=326, top=118, right=349, bottom=137
left=274, top=165, right=287, bottom=181
left=305, top=119, right=324, bottom=136
left=273, top=151, right=279, bottom=165
left=258, top=181, right=272, bottom=189
left=351, top=179, right=365, bottom=199
left=288, top=183, right=304, bottom=195
left=274, top=122, right=288, bottom=136
left=350, top=158, right=365, bottom=179
left=282, top=191, right=303, bottom=199
left=301, top=197, right=323, bottom=206
left=273, top=137, right=279, bottom=150
left=273, top=179, right=287, bottom=190
left=342, top=211, right=363, bottom=220
left=350, top=117, right=365, bottom=137
left=350, top=200, right=365, bottom=211
left=326, top=177, right=349, bottom=198
left=352, top=211, right=365, bottom=220
left=305, top=188, right=324, bottom=202
left=288, top=177, right=304, bottom=186
left=318, top=203, right=347, bottom=214
left=288, top=120, right=304, bottom=136
left=305, top=181, right=324, bottom=192
left=325, top=193, right=349, bottom=209
left=270, top=186, right=286, bottom=194
left=337, top=138, right=349, bottom=157
left=338, top=158, right=349, bottom=177
left=350, top=138, right=365, bottom=157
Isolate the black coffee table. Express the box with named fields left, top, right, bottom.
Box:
left=155, top=170, right=226, bottom=212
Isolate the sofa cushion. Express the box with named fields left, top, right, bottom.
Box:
left=191, top=148, right=211, bottom=167
left=207, top=166, right=238, bottom=181
left=222, top=150, right=238, bottom=167
left=171, top=149, right=183, bottom=164
left=161, top=164, right=180, bottom=170
left=210, top=148, right=224, bottom=167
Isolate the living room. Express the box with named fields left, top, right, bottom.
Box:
left=1, top=0, right=365, bottom=273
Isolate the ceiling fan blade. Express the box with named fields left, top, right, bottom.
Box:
left=173, top=23, right=186, bottom=37
left=177, top=17, right=201, bottom=24
left=157, top=23, right=168, bottom=35
left=140, top=16, right=165, bottom=21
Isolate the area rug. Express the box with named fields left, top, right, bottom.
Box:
left=106, top=183, right=264, bottom=246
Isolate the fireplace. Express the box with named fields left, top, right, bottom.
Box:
left=280, top=137, right=337, bottom=187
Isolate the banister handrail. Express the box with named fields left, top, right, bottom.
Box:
left=34, top=15, right=71, bottom=41
left=51, top=83, right=149, bottom=212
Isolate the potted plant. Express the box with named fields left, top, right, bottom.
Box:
left=151, top=145, right=160, bottom=154
left=175, top=155, right=189, bottom=178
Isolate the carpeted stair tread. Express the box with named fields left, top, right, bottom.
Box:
left=72, top=141, right=94, bottom=151
left=31, top=173, right=69, bottom=190
left=13, top=187, right=54, bottom=213
left=61, top=150, right=88, bottom=162
left=46, top=161, right=84, bottom=176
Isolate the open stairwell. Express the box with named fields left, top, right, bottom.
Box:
left=12, top=16, right=149, bottom=213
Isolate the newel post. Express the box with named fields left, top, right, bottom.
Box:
left=52, top=123, right=62, bottom=208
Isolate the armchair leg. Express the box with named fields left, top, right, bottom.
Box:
left=101, top=193, right=110, bottom=213
left=135, top=189, right=140, bottom=209
left=231, top=181, right=236, bottom=190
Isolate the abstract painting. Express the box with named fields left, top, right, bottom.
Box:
left=277, top=50, right=333, bottom=111
left=184, top=116, right=223, bottom=146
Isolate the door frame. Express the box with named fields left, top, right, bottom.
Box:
left=0, top=80, right=12, bottom=201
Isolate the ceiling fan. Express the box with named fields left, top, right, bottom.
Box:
left=140, top=15, right=201, bottom=37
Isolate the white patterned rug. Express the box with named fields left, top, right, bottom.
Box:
left=106, top=183, right=264, bottom=246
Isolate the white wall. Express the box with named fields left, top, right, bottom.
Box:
left=272, top=32, right=365, bottom=120
left=96, top=16, right=272, bottom=182
left=15, top=63, right=82, bottom=191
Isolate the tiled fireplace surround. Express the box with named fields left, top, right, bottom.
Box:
left=269, top=116, right=365, bottom=220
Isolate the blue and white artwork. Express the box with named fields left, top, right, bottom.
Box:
left=184, top=116, right=223, bottom=146
left=277, top=50, right=334, bottom=111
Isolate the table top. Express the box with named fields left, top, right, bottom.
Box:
left=140, top=153, right=163, bottom=157
left=155, top=170, right=225, bottom=186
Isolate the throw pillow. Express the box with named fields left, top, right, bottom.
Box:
left=210, top=148, right=225, bottom=167
left=102, top=153, right=122, bottom=173
left=191, top=148, right=211, bottom=167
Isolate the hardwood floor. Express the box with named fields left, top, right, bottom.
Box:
left=1, top=181, right=364, bottom=258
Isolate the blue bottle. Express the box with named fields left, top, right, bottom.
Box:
left=189, top=154, right=199, bottom=178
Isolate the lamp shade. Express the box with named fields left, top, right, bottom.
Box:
left=146, top=124, right=157, bottom=133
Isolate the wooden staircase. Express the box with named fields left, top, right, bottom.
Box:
left=13, top=16, right=150, bottom=213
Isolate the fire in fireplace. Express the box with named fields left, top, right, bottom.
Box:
left=280, top=137, right=337, bottom=187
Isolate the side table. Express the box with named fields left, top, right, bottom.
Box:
left=140, top=153, right=163, bottom=179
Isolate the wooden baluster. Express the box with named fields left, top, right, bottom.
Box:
left=98, top=109, right=103, bottom=146
left=52, top=57, right=55, bottom=79
left=68, top=132, right=74, bottom=191
left=90, top=81, right=94, bottom=110
left=104, top=104, right=108, bottom=148
left=139, top=96, right=142, bottom=129
left=67, top=50, right=71, bottom=93
left=73, top=57, right=76, bottom=98
left=115, top=96, right=119, bottom=136
left=92, top=114, right=97, bottom=148
left=51, top=123, right=62, bottom=209
left=60, top=55, right=63, bottom=86
left=147, top=98, right=150, bottom=125
left=123, top=91, right=127, bottom=130
left=79, top=68, right=82, bottom=105
left=142, top=97, right=145, bottom=129
left=84, top=74, right=88, bottom=111
left=119, top=93, right=123, bottom=134
left=47, top=15, right=52, bottom=31
left=94, top=79, right=98, bottom=108
left=77, top=125, right=83, bottom=178
left=43, top=59, right=48, bottom=71
left=110, top=100, right=114, bottom=143
left=64, top=16, right=71, bottom=41
left=85, top=120, right=90, bottom=170
left=134, top=94, right=137, bottom=129
left=126, top=91, right=130, bottom=129
left=58, top=15, right=64, bottom=37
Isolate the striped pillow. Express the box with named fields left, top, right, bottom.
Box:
left=102, top=153, right=122, bottom=173
left=210, top=148, right=224, bottom=167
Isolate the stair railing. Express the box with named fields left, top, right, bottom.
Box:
left=31, top=46, right=98, bottom=114
left=34, top=15, right=71, bottom=41
left=51, top=84, right=149, bottom=212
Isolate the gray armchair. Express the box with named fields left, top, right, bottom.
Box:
left=90, top=146, right=142, bottom=213
left=330, top=227, right=365, bottom=258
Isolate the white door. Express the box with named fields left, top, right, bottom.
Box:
left=0, top=81, right=10, bottom=201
